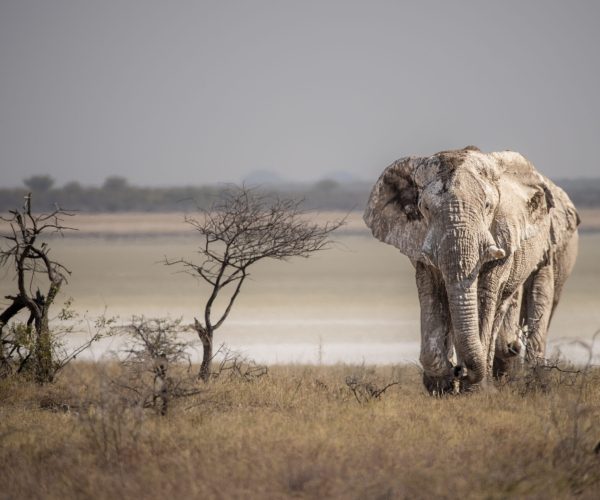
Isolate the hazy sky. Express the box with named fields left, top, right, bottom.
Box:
left=1, top=1, right=599, bottom=187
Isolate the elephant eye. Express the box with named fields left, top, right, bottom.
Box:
left=485, top=200, right=492, bottom=211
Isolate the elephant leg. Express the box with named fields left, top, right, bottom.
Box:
left=493, top=287, right=523, bottom=379
left=524, top=258, right=555, bottom=364
left=415, top=262, right=454, bottom=394
left=476, top=259, right=514, bottom=385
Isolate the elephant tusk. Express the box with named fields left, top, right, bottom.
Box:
left=485, top=245, right=506, bottom=260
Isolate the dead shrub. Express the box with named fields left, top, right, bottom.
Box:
left=345, top=365, right=401, bottom=404
left=210, top=344, right=268, bottom=382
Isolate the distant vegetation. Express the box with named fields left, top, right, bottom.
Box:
left=1, top=175, right=598, bottom=212
left=0, top=175, right=370, bottom=212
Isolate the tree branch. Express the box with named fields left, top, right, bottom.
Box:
left=213, top=268, right=247, bottom=330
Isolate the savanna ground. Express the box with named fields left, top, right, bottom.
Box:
left=1, top=211, right=600, bottom=498
left=0, top=362, right=599, bottom=499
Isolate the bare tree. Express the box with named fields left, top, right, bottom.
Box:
left=166, top=186, right=344, bottom=381
left=0, top=194, right=75, bottom=382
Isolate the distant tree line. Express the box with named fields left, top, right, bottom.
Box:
left=1, top=174, right=598, bottom=212
left=0, top=175, right=226, bottom=212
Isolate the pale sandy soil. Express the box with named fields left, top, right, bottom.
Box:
left=0, top=211, right=362, bottom=237
left=2, top=209, right=599, bottom=237
left=1, top=230, right=598, bottom=364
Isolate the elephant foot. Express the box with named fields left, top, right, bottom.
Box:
left=457, top=377, right=497, bottom=394
left=422, top=372, right=455, bottom=396
left=423, top=365, right=498, bottom=396
left=451, top=365, right=499, bottom=393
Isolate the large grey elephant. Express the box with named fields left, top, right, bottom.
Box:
left=364, top=146, right=579, bottom=393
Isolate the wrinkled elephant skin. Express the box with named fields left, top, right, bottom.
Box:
left=364, top=147, right=579, bottom=394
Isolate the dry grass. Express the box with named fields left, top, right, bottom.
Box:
left=1, top=362, right=599, bottom=499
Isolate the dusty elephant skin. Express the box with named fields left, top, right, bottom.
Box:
left=364, top=146, right=580, bottom=394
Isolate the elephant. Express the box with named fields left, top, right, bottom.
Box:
left=363, top=146, right=579, bottom=393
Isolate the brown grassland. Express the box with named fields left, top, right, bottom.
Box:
left=0, top=362, right=599, bottom=499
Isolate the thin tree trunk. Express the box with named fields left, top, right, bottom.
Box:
left=34, top=317, right=54, bottom=384
left=31, top=289, right=57, bottom=384
left=199, top=333, right=212, bottom=382
left=195, top=319, right=213, bottom=382
left=154, top=357, right=168, bottom=416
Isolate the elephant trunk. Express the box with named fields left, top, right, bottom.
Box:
left=439, top=220, right=487, bottom=385
left=446, top=279, right=485, bottom=384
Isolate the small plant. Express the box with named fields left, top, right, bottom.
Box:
left=345, top=366, right=401, bottom=404
left=116, top=316, right=202, bottom=415
left=514, top=358, right=582, bottom=396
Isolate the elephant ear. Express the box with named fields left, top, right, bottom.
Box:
left=490, top=151, right=555, bottom=254
left=363, top=157, right=428, bottom=261
left=547, top=182, right=581, bottom=249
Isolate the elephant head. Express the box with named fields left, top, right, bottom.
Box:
left=364, top=146, right=559, bottom=385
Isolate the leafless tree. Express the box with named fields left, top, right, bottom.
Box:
left=0, top=194, right=75, bottom=382
left=165, top=186, right=344, bottom=381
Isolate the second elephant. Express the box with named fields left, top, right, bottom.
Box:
left=364, top=147, right=579, bottom=393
